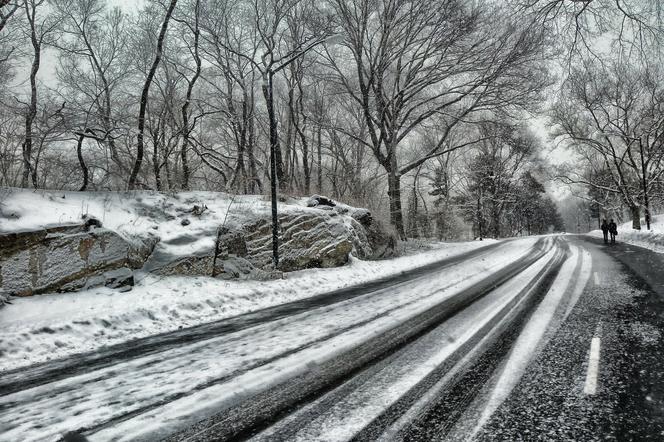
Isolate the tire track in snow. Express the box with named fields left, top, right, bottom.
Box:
left=248, top=246, right=564, bottom=442
left=466, top=244, right=589, bottom=439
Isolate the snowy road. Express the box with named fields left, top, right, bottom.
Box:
left=2, top=235, right=664, bottom=441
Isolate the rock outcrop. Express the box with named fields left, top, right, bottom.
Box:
left=0, top=224, right=137, bottom=298
left=238, top=211, right=370, bottom=271
left=306, top=194, right=337, bottom=208
left=149, top=210, right=368, bottom=277
left=205, top=198, right=396, bottom=274
left=350, top=207, right=397, bottom=259
left=0, top=194, right=396, bottom=302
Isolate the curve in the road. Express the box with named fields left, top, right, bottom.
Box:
left=0, top=241, right=506, bottom=397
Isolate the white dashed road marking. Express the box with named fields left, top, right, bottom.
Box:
left=584, top=323, right=602, bottom=395
left=593, top=272, right=600, bottom=286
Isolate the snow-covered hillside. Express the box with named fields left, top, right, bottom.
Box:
left=587, top=214, right=664, bottom=253
left=1, top=188, right=313, bottom=255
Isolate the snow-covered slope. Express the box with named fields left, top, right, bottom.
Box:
left=587, top=214, right=664, bottom=253
left=1, top=188, right=304, bottom=256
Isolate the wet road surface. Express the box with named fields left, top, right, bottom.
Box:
left=2, top=235, right=664, bottom=441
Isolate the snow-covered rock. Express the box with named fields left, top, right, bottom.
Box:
left=306, top=194, right=336, bottom=208
left=0, top=190, right=397, bottom=302
left=149, top=211, right=371, bottom=276
left=0, top=224, right=133, bottom=298
left=241, top=212, right=369, bottom=271
left=349, top=207, right=396, bottom=259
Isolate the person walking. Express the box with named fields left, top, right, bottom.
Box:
left=609, top=219, right=618, bottom=244
left=601, top=219, right=609, bottom=244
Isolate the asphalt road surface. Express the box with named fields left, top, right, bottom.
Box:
left=1, top=235, right=663, bottom=442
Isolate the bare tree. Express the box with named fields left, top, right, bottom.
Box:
left=552, top=60, right=664, bottom=229
left=173, top=0, right=202, bottom=190
left=20, top=0, right=57, bottom=188
left=207, top=0, right=335, bottom=265
left=128, top=0, right=179, bottom=190
left=0, top=0, right=20, bottom=72
left=516, top=0, right=664, bottom=59
left=51, top=0, right=130, bottom=187
left=325, top=0, right=548, bottom=238
left=200, top=0, right=262, bottom=193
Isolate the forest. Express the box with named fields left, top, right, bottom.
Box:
left=1, top=0, right=662, bottom=239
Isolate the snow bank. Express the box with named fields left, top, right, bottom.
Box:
left=0, top=233, right=495, bottom=371
left=1, top=188, right=287, bottom=254
left=587, top=214, right=664, bottom=253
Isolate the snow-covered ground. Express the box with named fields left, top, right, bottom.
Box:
left=0, top=237, right=544, bottom=442
left=0, top=230, right=496, bottom=372
left=0, top=188, right=321, bottom=255
left=587, top=214, right=664, bottom=253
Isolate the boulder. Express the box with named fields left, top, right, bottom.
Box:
left=306, top=194, right=336, bottom=208
left=127, top=234, right=160, bottom=269
left=0, top=224, right=135, bottom=298
left=82, top=267, right=135, bottom=292
left=82, top=215, right=103, bottom=230
left=149, top=249, right=278, bottom=281
left=150, top=254, right=216, bottom=277
left=102, top=268, right=134, bottom=290
left=231, top=211, right=370, bottom=272
left=147, top=210, right=365, bottom=276
left=216, top=227, right=248, bottom=257
left=362, top=218, right=397, bottom=259
left=348, top=207, right=396, bottom=259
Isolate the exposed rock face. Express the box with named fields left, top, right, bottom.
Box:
left=207, top=200, right=395, bottom=273
left=149, top=253, right=217, bottom=277
left=306, top=194, right=336, bottom=208
left=152, top=211, right=366, bottom=277
left=148, top=248, right=275, bottom=281
left=350, top=207, right=397, bottom=259
left=0, top=195, right=396, bottom=302
left=237, top=211, right=370, bottom=272
left=146, top=226, right=271, bottom=280
left=0, top=224, right=134, bottom=298
left=83, top=267, right=135, bottom=292
left=127, top=234, right=160, bottom=269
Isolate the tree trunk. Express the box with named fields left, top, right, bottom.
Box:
left=299, top=126, right=310, bottom=195
left=630, top=205, right=641, bottom=230
left=316, top=124, right=322, bottom=193
left=180, top=0, right=201, bottom=191
left=491, top=202, right=500, bottom=238
left=639, top=141, right=651, bottom=230
left=153, top=134, right=162, bottom=191
left=387, top=167, right=406, bottom=240
left=22, top=0, right=41, bottom=188
left=76, top=134, right=89, bottom=191
left=262, top=72, right=280, bottom=267
left=477, top=196, right=484, bottom=240
left=128, top=0, right=178, bottom=190
left=247, top=114, right=260, bottom=193
left=291, top=82, right=310, bottom=195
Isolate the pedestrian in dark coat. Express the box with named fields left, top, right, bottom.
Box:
left=601, top=219, right=609, bottom=244
left=609, top=219, right=618, bottom=244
